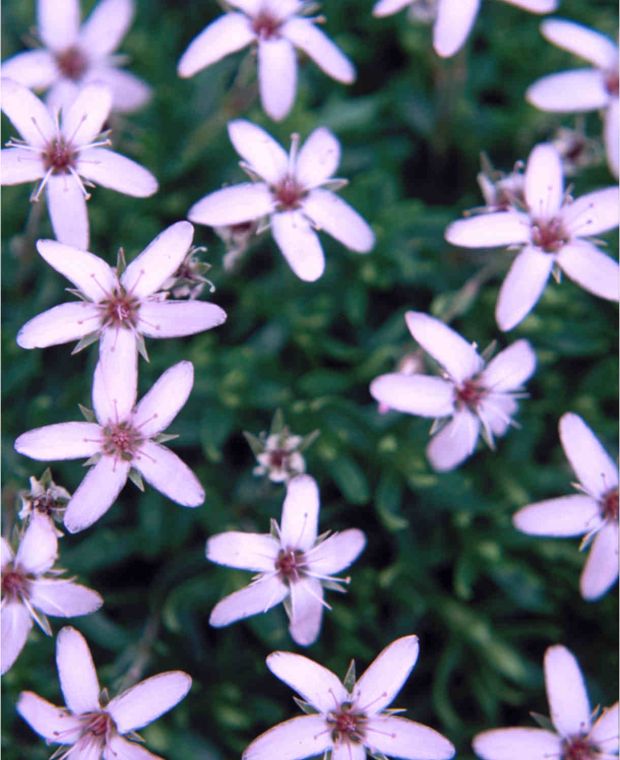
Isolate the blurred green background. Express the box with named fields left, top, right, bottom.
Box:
left=2, top=0, right=618, bottom=758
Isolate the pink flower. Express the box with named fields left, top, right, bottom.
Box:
left=1, top=519, right=102, bottom=675
left=18, top=626, right=191, bottom=759
left=15, top=360, right=205, bottom=534
left=370, top=311, right=536, bottom=472
left=1, top=78, right=157, bottom=250
left=473, top=645, right=619, bottom=760
left=244, top=635, right=455, bottom=760
left=373, top=0, right=557, bottom=58
left=445, top=143, right=620, bottom=331
left=527, top=19, right=619, bottom=178
left=1, top=0, right=151, bottom=113
left=188, top=119, right=374, bottom=282
left=513, top=413, right=618, bottom=601
left=177, top=0, right=354, bottom=121
left=207, top=475, right=365, bottom=646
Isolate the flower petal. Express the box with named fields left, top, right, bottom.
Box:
left=604, top=98, right=619, bottom=179
left=206, top=532, right=280, bottom=572
left=495, top=246, right=553, bottom=331
left=513, top=495, right=602, bottom=537
left=544, top=645, right=591, bottom=737
left=133, top=441, right=204, bottom=507
left=289, top=577, right=324, bottom=647
left=1, top=78, right=55, bottom=147
left=188, top=183, right=274, bottom=227
left=280, top=474, right=319, bottom=552
left=561, top=187, right=620, bottom=238
left=0, top=50, right=57, bottom=89
left=103, top=734, right=162, bottom=760
left=526, top=70, right=610, bottom=112
left=1, top=603, right=33, bottom=675
left=56, top=626, right=101, bottom=714
left=242, top=715, right=332, bottom=760
left=30, top=580, right=103, bottom=618
left=332, top=744, right=365, bottom=760
left=303, top=189, right=374, bottom=253
left=580, top=521, right=619, bottom=601
left=17, top=691, right=82, bottom=743
left=295, top=127, right=340, bottom=190
left=433, top=0, right=480, bottom=58
left=266, top=651, right=348, bottom=712
left=525, top=143, right=564, bottom=220
left=63, top=457, right=130, bottom=533
left=445, top=212, right=530, bottom=248
left=559, top=413, right=618, bottom=500
left=1, top=147, right=45, bottom=184
left=481, top=340, right=536, bottom=392
left=46, top=173, right=90, bottom=250
left=137, top=300, right=227, bottom=339
left=17, top=302, right=100, bottom=349
left=540, top=19, right=617, bottom=69
left=271, top=210, right=325, bottom=281
left=61, top=83, right=112, bottom=146
left=15, top=517, right=58, bottom=574
left=589, top=702, right=620, bottom=752
left=354, top=635, right=420, bottom=714
left=501, top=0, right=557, bottom=11
left=1, top=539, right=13, bottom=569
left=307, top=529, right=366, bottom=575
left=472, top=727, right=562, bottom=760
left=366, top=716, right=455, bottom=760
left=177, top=13, right=255, bottom=78
left=78, top=0, right=134, bottom=58
left=427, top=409, right=481, bottom=472
left=209, top=576, right=288, bottom=626
left=282, top=18, right=355, bottom=84
left=373, top=0, right=414, bottom=16
left=258, top=38, right=297, bottom=121
left=85, top=66, right=151, bottom=113
left=557, top=240, right=620, bottom=302
left=77, top=148, right=158, bottom=197
left=370, top=374, right=454, bottom=418
left=36, top=238, right=116, bottom=301
left=15, top=422, right=102, bottom=461
left=108, top=671, right=191, bottom=734
left=227, top=119, right=288, bottom=185
left=95, top=330, right=138, bottom=424
left=38, top=0, right=80, bottom=51
left=132, top=361, right=194, bottom=437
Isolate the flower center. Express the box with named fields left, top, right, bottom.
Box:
left=327, top=703, right=367, bottom=744
left=531, top=217, right=569, bottom=253
left=81, top=710, right=114, bottom=740
left=102, top=421, right=142, bottom=460
left=252, top=10, right=282, bottom=40
left=602, top=487, right=619, bottom=521
left=275, top=549, right=305, bottom=582
left=1, top=567, right=30, bottom=601
left=275, top=176, right=304, bottom=210
left=562, top=735, right=598, bottom=760
left=100, top=288, right=140, bottom=328
left=604, top=68, right=619, bottom=97
left=455, top=379, right=486, bottom=410
left=42, top=137, right=76, bottom=174
left=56, top=45, right=89, bottom=81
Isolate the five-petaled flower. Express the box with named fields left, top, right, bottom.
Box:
left=188, top=119, right=374, bottom=282
left=15, top=360, right=205, bottom=534
left=1, top=518, right=102, bottom=675
left=178, top=0, right=355, bottom=121
left=1, top=0, right=151, bottom=113
left=243, top=635, right=456, bottom=760
left=370, top=311, right=536, bottom=472
left=1, top=79, right=157, bottom=250
left=473, top=645, right=619, bottom=760
left=445, top=142, right=620, bottom=331
left=207, top=474, right=365, bottom=646
left=18, top=626, right=191, bottom=759
left=513, top=413, right=619, bottom=601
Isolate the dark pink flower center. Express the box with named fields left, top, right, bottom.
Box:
left=602, top=487, right=619, bottom=521
left=81, top=710, right=114, bottom=739
left=456, top=379, right=486, bottom=411
left=1, top=567, right=29, bottom=601
left=252, top=11, right=282, bottom=39
left=100, top=289, right=140, bottom=328
left=275, top=176, right=304, bottom=210
left=562, top=735, right=598, bottom=760
left=531, top=217, right=569, bottom=253
left=275, top=549, right=305, bottom=582
left=102, top=422, right=142, bottom=460
left=605, top=68, right=619, bottom=97
left=42, top=138, right=76, bottom=174
left=327, top=703, right=367, bottom=744
left=56, top=46, right=88, bottom=81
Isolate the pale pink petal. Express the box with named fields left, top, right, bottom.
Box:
left=227, top=119, right=288, bottom=185
left=177, top=13, right=255, bottom=78
left=229, top=0, right=262, bottom=12
left=604, top=98, right=619, bottom=179
left=133, top=441, right=204, bottom=507
left=46, top=173, right=90, bottom=250
left=481, top=340, right=536, bottom=392
left=242, top=715, right=332, bottom=760
left=479, top=393, right=517, bottom=437
left=47, top=79, right=81, bottom=113
left=366, top=716, right=455, bottom=760
left=282, top=18, right=355, bottom=84
left=559, top=413, right=618, bottom=500
left=289, top=577, right=324, bottom=646
left=188, top=183, right=274, bottom=226
left=1, top=539, right=13, bottom=569
left=540, top=19, right=617, bottom=69
left=1, top=603, right=33, bottom=675
left=580, top=521, right=619, bottom=601
left=137, top=300, right=227, bottom=339
left=544, top=645, right=591, bottom=737
left=95, top=330, right=138, bottom=424
left=56, top=626, right=100, bottom=714
left=1, top=147, right=45, bottom=184
left=36, top=239, right=116, bottom=302
left=332, top=744, right=365, bottom=760
left=302, top=189, right=375, bottom=252
left=78, top=0, right=134, bottom=57
left=557, top=240, right=620, bottom=302
left=561, top=187, right=620, bottom=238
left=495, top=246, right=553, bottom=331
left=513, top=495, right=602, bottom=537
left=445, top=212, right=530, bottom=248
left=103, top=734, right=162, bottom=760
left=209, top=576, right=288, bottom=626
left=307, top=528, right=366, bottom=575
left=271, top=210, right=325, bottom=281
left=373, top=0, right=414, bottom=17
left=78, top=148, right=157, bottom=198
left=38, top=0, right=80, bottom=51
left=405, top=311, right=483, bottom=383
left=526, top=70, right=610, bottom=112
left=17, top=302, right=100, bottom=348
left=0, top=78, right=55, bottom=147
left=132, top=361, right=194, bottom=437
left=369, top=374, right=454, bottom=418
left=15, top=422, right=101, bottom=461
left=427, top=409, right=481, bottom=472
left=258, top=37, right=297, bottom=121
left=30, top=580, right=103, bottom=617
left=1, top=50, right=57, bottom=89
left=85, top=67, right=151, bottom=113
left=473, top=727, right=562, bottom=760
left=206, top=532, right=280, bottom=572
left=434, top=0, right=480, bottom=58
left=108, top=671, right=191, bottom=733
left=590, top=702, right=620, bottom=751
left=525, top=143, right=564, bottom=219
left=280, top=474, right=319, bottom=551
left=354, top=635, right=420, bottom=714
left=17, top=691, right=82, bottom=743
left=63, top=457, right=130, bottom=533
left=500, top=0, right=557, bottom=11
left=266, top=651, right=348, bottom=711
left=61, top=84, right=112, bottom=146
left=295, top=127, right=340, bottom=189
left=15, top=517, right=58, bottom=574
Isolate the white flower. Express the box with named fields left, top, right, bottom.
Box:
left=1, top=0, right=150, bottom=113
left=15, top=360, right=205, bottom=534
left=188, top=119, right=374, bottom=282
left=445, top=143, right=620, bottom=331
left=207, top=475, right=365, bottom=646
left=527, top=19, right=619, bottom=178
left=177, top=0, right=354, bottom=121
left=514, top=413, right=619, bottom=601
left=1, top=78, right=157, bottom=250
left=18, top=469, right=71, bottom=530
left=243, top=635, right=456, bottom=760
left=370, top=311, right=536, bottom=472
left=473, top=645, right=619, bottom=760
left=254, top=433, right=306, bottom=482
left=373, top=0, right=557, bottom=58
left=1, top=519, right=102, bottom=675
left=18, top=626, right=191, bottom=759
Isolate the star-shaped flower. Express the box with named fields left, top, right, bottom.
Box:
left=473, top=645, right=619, bottom=760
left=445, top=143, right=620, bottom=331
left=188, top=119, right=374, bottom=282
left=527, top=19, right=619, bottom=178
left=18, top=626, right=191, bottom=759
left=207, top=474, right=365, bottom=646
left=15, top=360, right=205, bottom=534
left=1, top=518, right=102, bottom=675
left=1, top=0, right=151, bottom=113
left=178, top=0, right=355, bottom=121
left=1, top=78, right=157, bottom=250
left=514, top=413, right=618, bottom=601
left=370, top=311, right=536, bottom=472
left=243, top=635, right=455, bottom=760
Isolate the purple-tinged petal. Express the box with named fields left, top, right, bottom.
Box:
left=228, top=0, right=262, bottom=12
left=95, top=330, right=138, bottom=424
left=561, top=187, right=620, bottom=238
left=1, top=538, right=13, bottom=569
left=590, top=702, right=620, bottom=752
left=133, top=441, right=204, bottom=507
left=84, top=67, right=151, bottom=113
left=271, top=210, right=325, bottom=281
left=373, top=0, right=414, bottom=16
left=47, top=79, right=81, bottom=113
left=495, top=246, right=553, bottom=331
left=38, top=0, right=80, bottom=51
left=15, top=517, right=58, bottom=574
left=108, top=671, right=191, bottom=733
left=266, top=651, right=348, bottom=712
left=307, top=528, right=366, bottom=576
left=17, top=302, right=100, bottom=349
left=137, top=300, right=227, bottom=339
left=526, top=70, right=610, bottom=112
left=427, top=409, right=481, bottom=472
left=445, top=212, right=530, bottom=248
left=433, top=0, right=480, bottom=58
left=604, top=98, right=619, bottom=179
left=209, top=576, right=288, bottom=626
left=525, top=143, right=564, bottom=220
left=36, top=238, right=115, bottom=302
left=559, top=413, right=618, bottom=500
left=354, top=635, right=419, bottom=715
left=61, top=84, right=112, bottom=146
left=370, top=374, right=454, bottom=418
left=177, top=13, right=255, bottom=78
left=77, top=148, right=158, bottom=197
left=481, top=340, right=536, bottom=392
left=303, top=189, right=375, bottom=252
left=544, top=645, right=591, bottom=737
left=56, top=626, right=101, bottom=714
left=46, top=173, right=90, bottom=250
left=188, top=183, right=274, bottom=227
left=280, top=475, right=319, bottom=552
left=1, top=78, right=56, bottom=147
left=1, top=50, right=57, bottom=89
left=63, top=457, right=130, bottom=533
left=501, top=0, right=557, bottom=11
left=289, top=577, right=324, bottom=647
left=78, top=0, right=134, bottom=58
left=242, top=715, right=332, bottom=760
left=479, top=393, right=517, bottom=437
left=1, top=602, right=33, bottom=675
left=227, top=119, right=288, bottom=185
left=1, top=148, right=46, bottom=184
left=332, top=744, right=365, bottom=760
left=103, top=735, right=162, bottom=759
left=472, top=727, right=562, bottom=760
left=540, top=19, right=617, bottom=69
left=513, top=495, right=602, bottom=537
left=15, top=422, right=101, bottom=461
left=207, top=532, right=279, bottom=572
left=580, top=521, right=619, bottom=601
left=30, top=580, right=103, bottom=617
left=557, top=240, right=620, bottom=302
left=295, top=127, right=340, bottom=190
left=17, top=691, right=82, bottom=743
left=258, top=37, right=297, bottom=121
left=366, top=715, right=455, bottom=760
left=282, top=18, right=355, bottom=84
left=132, top=361, right=194, bottom=437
